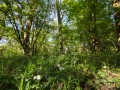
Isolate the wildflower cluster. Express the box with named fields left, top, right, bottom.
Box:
left=33, top=75, right=41, bottom=81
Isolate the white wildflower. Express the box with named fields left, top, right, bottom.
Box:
left=33, top=76, right=37, bottom=80
left=36, top=75, right=41, bottom=81
left=57, top=64, right=60, bottom=67
left=33, top=75, right=41, bottom=81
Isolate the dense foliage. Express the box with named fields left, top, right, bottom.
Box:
left=0, top=0, right=120, bottom=90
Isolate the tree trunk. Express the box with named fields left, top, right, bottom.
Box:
left=23, top=17, right=32, bottom=55
left=0, top=15, right=6, bottom=40
left=56, top=0, right=63, bottom=54
left=18, top=16, right=32, bottom=55
left=113, top=0, right=120, bottom=51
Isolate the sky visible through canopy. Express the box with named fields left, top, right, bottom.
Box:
left=0, top=39, right=7, bottom=46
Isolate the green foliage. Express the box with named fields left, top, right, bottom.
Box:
left=0, top=0, right=120, bottom=90
left=0, top=50, right=120, bottom=90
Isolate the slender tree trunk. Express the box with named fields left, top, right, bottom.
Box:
left=56, top=0, right=63, bottom=54
left=23, top=17, right=32, bottom=55
left=0, top=15, right=6, bottom=40
left=113, top=0, right=120, bottom=51
left=18, top=15, right=32, bottom=55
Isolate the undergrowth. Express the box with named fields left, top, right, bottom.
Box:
left=0, top=50, right=120, bottom=90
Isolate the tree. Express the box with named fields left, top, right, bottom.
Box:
left=56, top=0, right=63, bottom=54
left=0, top=0, right=50, bottom=55
left=0, top=13, right=5, bottom=40
left=113, top=0, right=120, bottom=51
left=63, top=0, right=114, bottom=52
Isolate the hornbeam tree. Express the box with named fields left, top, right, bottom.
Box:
left=0, top=0, right=50, bottom=55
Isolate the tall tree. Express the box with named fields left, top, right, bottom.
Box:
left=0, top=0, right=50, bottom=55
left=63, top=0, right=114, bottom=52
left=56, top=0, right=63, bottom=54
left=113, top=0, right=120, bottom=51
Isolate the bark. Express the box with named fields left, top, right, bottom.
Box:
left=113, top=0, right=120, bottom=51
left=56, top=0, right=63, bottom=54
left=18, top=15, right=32, bottom=55
left=23, top=17, right=32, bottom=55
